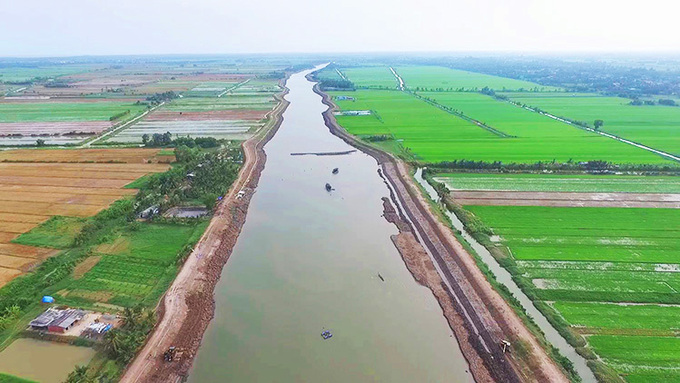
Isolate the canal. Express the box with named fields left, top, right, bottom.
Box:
left=188, top=67, right=473, bottom=382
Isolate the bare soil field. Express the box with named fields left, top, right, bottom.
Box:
left=0, top=148, right=174, bottom=163
left=0, top=185, right=137, bottom=197
left=450, top=190, right=680, bottom=208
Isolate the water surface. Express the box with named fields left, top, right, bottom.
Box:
left=0, top=338, right=95, bottom=383
left=189, top=68, right=473, bottom=382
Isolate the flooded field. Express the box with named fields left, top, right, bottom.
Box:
left=188, top=68, right=473, bottom=382
left=0, top=338, right=95, bottom=383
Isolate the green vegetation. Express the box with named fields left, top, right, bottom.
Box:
left=396, top=66, right=560, bottom=91
left=331, top=90, right=668, bottom=164
left=464, top=205, right=680, bottom=381
left=501, top=92, right=680, bottom=156
left=433, top=173, right=680, bottom=193
left=0, top=102, right=146, bottom=122
left=0, top=65, right=93, bottom=83
left=12, top=216, right=86, bottom=249
left=64, top=222, right=207, bottom=307
left=0, top=373, right=36, bottom=383
left=0, top=139, right=244, bottom=380
left=342, top=66, right=398, bottom=89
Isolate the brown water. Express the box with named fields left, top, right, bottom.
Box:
left=188, top=67, right=474, bottom=382
left=0, top=338, right=95, bottom=383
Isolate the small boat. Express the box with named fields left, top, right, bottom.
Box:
left=321, top=330, right=333, bottom=340
left=325, top=183, right=333, bottom=192
left=332, top=168, right=339, bottom=174
left=378, top=273, right=385, bottom=282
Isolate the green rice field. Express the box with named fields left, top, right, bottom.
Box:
left=434, top=173, right=680, bottom=193
left=396, top=66, right=560, bottom=91
left=0, top=65, right=94, bottom=83
left=501, top=92, right=680, bottom=156
left=330, top=90, right=669, bottom=164
left=465, top=205, right=680, bottom=381
left=342, top=66, right=399, bottom=89
left=0, top=101, right=146, bottom=122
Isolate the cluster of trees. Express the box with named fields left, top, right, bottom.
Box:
left=64, top=306, right=155, bottom=382
left=364, top=134, right=391, bottom=142
left=103, top=306, right=155, bottom=364
left=44, top=80, right=72, bottom=88
left=109, top=110, right=130, bottom=121
left=144, top=91, right=179, bottom=106
left=258, top=71, right=286, bottom=79
left=142, top=132, right=220, bottom=149
left=630, top=98, right=677, bottom=106
left=318, top=78, right=355, bottom=91
left=135, top=144, right=241, bottom=213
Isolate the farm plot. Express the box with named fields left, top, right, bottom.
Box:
left=342, top=66, right=399, bottom=89
left=420, top=91, right=667, bottom=164
left=465, top=205, right=680, bottom=381
left=0, top=101, right=145, bottom=123
left=108, top=120, right=258, bottom=143
left=166, top=94, right=277, bottom=111
left=434, top=173, right=680, bottom=193
left=396, top=66, right=559, bottom=91
left=330, top=90, right=668, bottom=164
left=0, top=100, right=146, bottom=145
left=0, top=149, right=171, bottom=287
left=184, top=82, right=238, bottom=97
left=449, top=190, right=680, bottom=208
left=501, top=92, right=680, bottom=157
left=0, top=148, right=174, bottom=163
left=65, top=222, right=208, bottom=307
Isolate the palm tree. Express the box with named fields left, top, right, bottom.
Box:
left=65, top=365, right=95, bottom=383
left=104, top=329, right=122, bottom=356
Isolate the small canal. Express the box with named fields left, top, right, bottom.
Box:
left=414, top=169, right=597, bottom=383
left=188, top=67, right=474, bottom=382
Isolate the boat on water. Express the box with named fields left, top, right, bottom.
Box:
left=325, top=183, right=333, bottom=191
left=332, top=167, right=339, bottom=174
left=321, top=330, right=333, bottom=340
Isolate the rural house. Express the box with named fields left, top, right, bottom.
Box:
left=29, top=307, right=86, bottom=333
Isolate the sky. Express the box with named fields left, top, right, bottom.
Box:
left=1, top=0, right=679, bottom=56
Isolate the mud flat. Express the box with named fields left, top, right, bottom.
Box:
left=315, top=78, right=570, bottom=382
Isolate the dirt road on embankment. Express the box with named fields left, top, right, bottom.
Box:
left=313, top=79, right=569, bottom=383
left=119, top=83, right=290, bottom=383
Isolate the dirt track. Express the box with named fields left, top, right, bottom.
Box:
left=119, top=84, right=290, bottom=383
left=314, top=82, right=569, bottom=383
